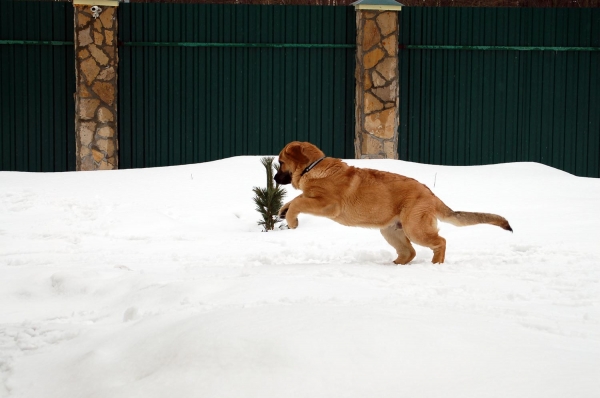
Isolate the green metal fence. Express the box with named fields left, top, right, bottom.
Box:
left=4, top=3, right=599, bottom=178
left=118, top=4, right=356, bottom=169
left=0, top=1, right=76, bottom=172
left=399, top=8, right=600, bottom=178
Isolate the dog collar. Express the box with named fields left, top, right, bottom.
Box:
left=301, top=156, right=326, bottom=176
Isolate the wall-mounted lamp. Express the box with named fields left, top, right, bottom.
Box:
left=351, top=0, right=404, bottom=11
left=90, top=5, right=102, bottom=19
left=72, top=0, right=119, bottom=20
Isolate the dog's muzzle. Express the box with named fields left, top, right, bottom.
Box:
left=274, top=170, right=292, bottom=185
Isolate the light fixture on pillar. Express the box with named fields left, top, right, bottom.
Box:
left=351, top=0, right=404, bottom=11
left=90, top=6, right=102, bottom=19
left=72, top=0, right=119, bottom=19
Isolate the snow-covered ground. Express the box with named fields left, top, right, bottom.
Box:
left=1, top=156, right=599, bottom=398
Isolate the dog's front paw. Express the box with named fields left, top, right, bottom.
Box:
left=287, top=217, right=298, bottom=229
left=278, top=204, right=290, bottom=219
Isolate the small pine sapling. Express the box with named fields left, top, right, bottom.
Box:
left=253, top=157, right=287, bottom=231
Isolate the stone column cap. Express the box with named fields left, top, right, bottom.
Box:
left=351, top=0, right=403, bottom=11
left=73, top=0, right=119, bottom=7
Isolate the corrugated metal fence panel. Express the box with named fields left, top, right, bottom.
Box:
left=399, top=8, right=600, bottom=178
left=0, top=1, right=76, bottom=172
left=118, top=4, right=356, bottom=169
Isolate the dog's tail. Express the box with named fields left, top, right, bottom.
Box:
left=436, top=201, right=513, bottom=232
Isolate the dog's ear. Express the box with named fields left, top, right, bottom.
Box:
left=285, top=142, right=309, bottom=165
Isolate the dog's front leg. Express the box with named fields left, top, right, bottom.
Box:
left=279, top=196, right=339, bottom=229
left=278, top=199, right=300, bottom=229
left=278, top=201, right=291, bottom=220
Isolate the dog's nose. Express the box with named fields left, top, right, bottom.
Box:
left=274, top=171, right=291, bottom=185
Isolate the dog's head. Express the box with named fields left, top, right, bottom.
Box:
left=274, top=141, right=326, bottom=187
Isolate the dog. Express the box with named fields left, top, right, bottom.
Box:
left=274, top=141, right=512, bottom=264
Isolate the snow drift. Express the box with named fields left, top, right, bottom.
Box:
left=1, top=157, right=599, bottom=397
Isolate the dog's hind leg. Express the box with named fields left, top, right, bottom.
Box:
left=403, top=215, right=446, bottom=264
left=380, top=223, right=416, bottom=265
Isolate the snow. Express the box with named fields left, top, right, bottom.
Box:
left=1, top=156, right=599, bottom=397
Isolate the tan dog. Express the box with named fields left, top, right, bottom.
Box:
left=274, top=141, right=512, bottom=264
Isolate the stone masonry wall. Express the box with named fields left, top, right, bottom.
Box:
left=74, top=5, right=118, bottom=170
left=354, top=10, right=399, bottom=159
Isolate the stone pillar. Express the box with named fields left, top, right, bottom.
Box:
left=74, top=4, right=118, bottom=171
left=354, top=10, right=399, bottom=159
